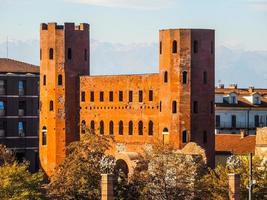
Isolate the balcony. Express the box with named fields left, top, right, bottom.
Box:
left=18, top=109, right=25, bottom=116
left=0, top=109, right=5, bottom=116
left=216, top=122, right=265, bottom=130
left=0, top=129, right=5, bottom=137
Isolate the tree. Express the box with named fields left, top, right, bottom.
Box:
left=200, top=155, right=267, bottom=200
left=46, top=128, right=115, bottom=200
left=0, top=145, right=45, bottom=200
left=123, top=143, right=207, bottom=200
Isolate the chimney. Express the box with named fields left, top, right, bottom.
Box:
left=240, top=129, right=248, bottom=139
left=229, top=84, right=238, bottom=89
left=249, top=86, right=254, bottom=93
left=228, top=173, right=240, bottom=200
left=101, top=174, right=114, bottom=200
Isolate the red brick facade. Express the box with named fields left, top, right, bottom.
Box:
left=40, top=23, right=215, bottom=176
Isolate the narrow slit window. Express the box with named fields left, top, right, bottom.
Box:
left=119, top=121, right=123, bottom=135
left=160, top=41, right=162, bottom=54
left=100, top=91, right=104, bottom=102
left=129, top=121, right=133, bottom=135
left=90, top=120, right=95, bottom=132
left=148, top=121, right=153, bottom=136
left=49, top=101, right=53, bottom=111
left=43, top=75, right=46, bottom=86
left=193, top=40, right=198, bottom=54
left=172, top=40, right=177, bottom=53
left=100, top=121, right=104, bottom=135
left=129, top=91, right=133, bottom=102
left=84, top=49, right=88, bottom=61
left=119, top=91, right=123, bottom=102
left=90, top=91, right=94, bottom=102
left=182, top=130, right=187, bottom=143
left=109, top=91, right=113, bottom=102
left=138, top=121, right=143, bottom=135
left=172, top=101, right=177, bottom=114
left=49, top=48, right=53, bottom=60
left=149, top=90, right=153, bottom=101
left=203, top=71, right=207, bottom=84
left=193, top=101, right=198, bottom=113
left=58, top=75, right=63, bottom=86
left=164, top=71, right=168, bottom=83
left=81, top=91, right=85, bottom=102
left=139, top=91, right=143, bottom=102
left=67, top=48, right=72, bottom=60
left=182, top=71, right=187, bottom=84
left=109, top=121, right=114, bottom=135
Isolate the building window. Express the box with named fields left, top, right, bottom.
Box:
left=0, top=120, right=7, bottom=137
left=119, top=121, right=123, bottom=135
left=160, top=101, right=162, bottom=112
left=81, top=120, right=86, bottom=134
left=216, top=115, right=220, bottom=128
left=255, top=115, right=259, bottom=127
left=193, top=40, right=198, bottom=54
left=100, top=121, right=104, bottom=135
left=129, top=121, right=133, bottom=135
left=49, top=48, right=53, bottom=60
left=182, top=71, right=187, bottom=84
left=210, top=101, right=214, bottom=113
left=139, top=91, right=143, bottom=102
left=0, top=101, right=5, bottom=116
left=90, top=120, right=95, bottom=132
left=18, top=121, right=25, bottom=137
left=193, top=101, right=198, bottom=113
left=109, top=121, right=114, bottom=135
left=18, top=101, right=26, bottom=116
left=40, top=49, right=42, bottom=60
left=138, top=121, right=143, bottom=135
left=81, top=91, right=85, bottom=102
left=58, top=75, right=63, bottom=86
left=211, top=41, right=214, bottom=54
left=18, top=80, right=26, bottom=96
left=43, top=75, right=46, bottom=86
left=231, top=115, right=236, bottom=128
left=84, top=49, right=88, bottom=61
left=49, top=101, right=53, bottom=111
left=182, top=130, right=187, bottom=143
left=129, top=91, right=133, bottom=102
left=164, top=71, right=168, bottom=83
left=148, top=121, right=153, bottom=136
left=90, top=91, right=94, bottom=102
left=160, top=41, right=162, bottom=54
left=109, top=91, right=113, bottom=102
left=42, top=126, right=47, bottom=145
left=67, top=48, right=72, bottom=60
left=119, top=91, right=123, bottom=102
left=172, top=101, right=177, bottom=114
left=149, top=90, right=153, bottom=101
left=203, top=131, right=207, bottom=144
left=100, top=91, right=104, bottom=102
left=0, top=80, right=6, bottom=95
left=203, top=71, right=207, bottom=84
left=172, top=40, right=177, bottom=53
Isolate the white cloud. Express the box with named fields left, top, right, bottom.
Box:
left=66, top=0, right=174, bottom=10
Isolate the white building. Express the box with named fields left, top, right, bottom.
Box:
left=215, top=84, right=267, bottom=135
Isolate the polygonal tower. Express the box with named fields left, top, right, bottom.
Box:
left=39, top=23, right=90, bottom=176
left=159, top=29, right=215, bottom=167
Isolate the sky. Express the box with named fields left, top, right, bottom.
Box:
left=0, top=0, right=267, bottom=51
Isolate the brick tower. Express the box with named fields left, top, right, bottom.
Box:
left=159, top=29, right=215, bottom=167
left=39, top=23, right=90, bottom=176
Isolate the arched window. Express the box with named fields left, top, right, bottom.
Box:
left=160, top=41, right=162, bottom=54
left=148, top=121, right=153, bottom=136
left=164, top=71, right=168, bottom=83
left=100, top=121, right=104, bottom=135
left=42, top=126, right=47, bottom=145
left=58, top=74, right=63, bottom=86
left=81, top=120, right=86, bottom=134
left=172, top=101, right=177, bottom=114
left=49, top=101, right=53, bottom=111
left=129, top=121, right=133, bottom=135
left=84, top=49, right=88, bottom=61
left=203, top=131, right=207, bottom=144
left=172, top=40, right=177, bottom=53
left=138, top=121, right=143, bottom=135
left=43, top=75, right=46, bottom=86
left=203, top=71, right=207, bottom=84
left=182, top=130, right=187, bottom=143
left=67, top=48, right=72, bottom=60
left=119, top=121, right=123, bottom=135
left=49, top=48, right=53, bottom=60
left=90, top=120, right=95, bottom=132
left=109, top=121, right=114, bottom=135
left=182, top=71, right=187, bottom=84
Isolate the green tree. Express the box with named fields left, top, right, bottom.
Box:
left=0, top=145, right=45, bottom=200
left=46, top=128, right=115, bottom=200
left=200, top=155, right=267, bottom=200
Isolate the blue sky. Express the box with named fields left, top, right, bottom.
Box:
left=0, top=0, right=267, bottom=50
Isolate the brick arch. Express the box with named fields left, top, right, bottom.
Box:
left=114, top=152, right=141, bottom=177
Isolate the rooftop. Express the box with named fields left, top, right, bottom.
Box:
left=0, top=58, right=39, bottom=74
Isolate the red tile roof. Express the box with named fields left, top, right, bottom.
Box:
left=215, top=134, right=256, bottom=154
left=0, top=58, right=39, bottom=73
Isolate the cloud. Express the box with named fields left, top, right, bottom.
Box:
left=66, top=0, right=174, bottom=10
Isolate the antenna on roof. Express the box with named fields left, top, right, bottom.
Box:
left=6, top=36, right=8, bottom=58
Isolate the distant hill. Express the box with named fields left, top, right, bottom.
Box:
left=0, top=39, right=266, bottom=87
